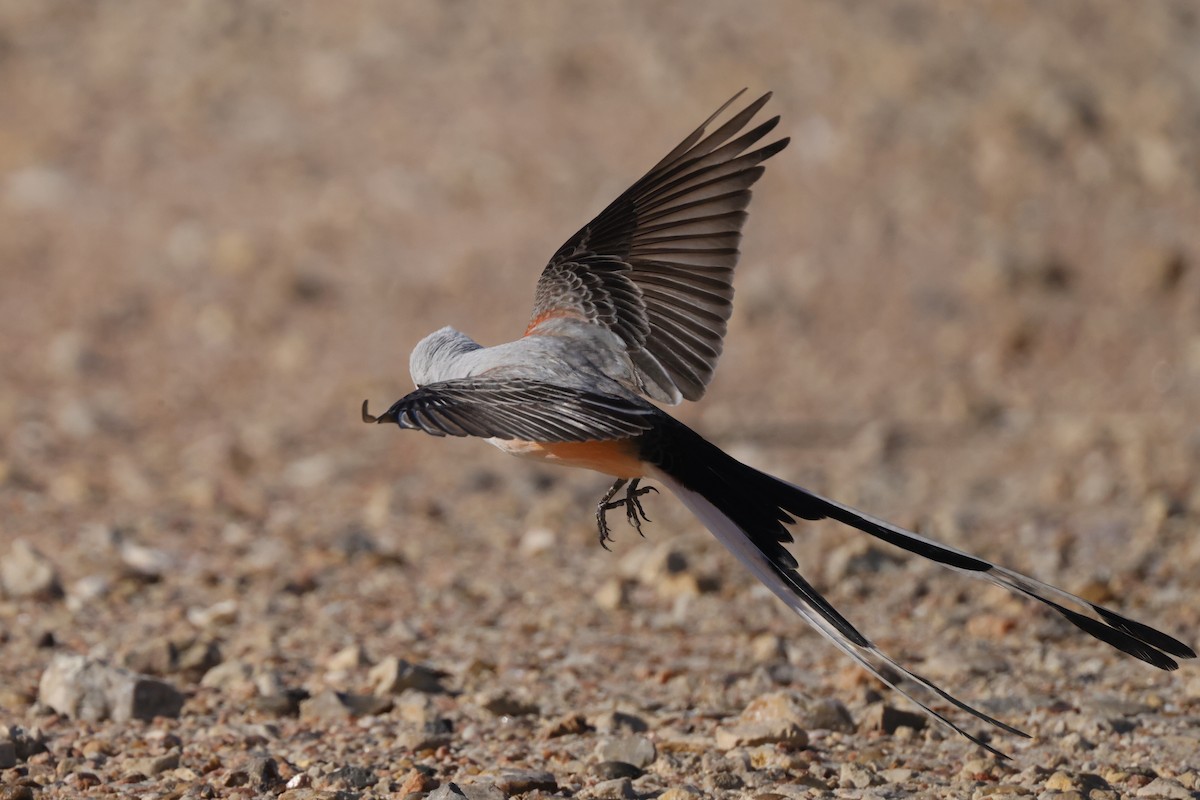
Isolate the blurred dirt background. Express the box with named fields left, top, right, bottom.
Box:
left=2, top=2, right=1200, bottom=798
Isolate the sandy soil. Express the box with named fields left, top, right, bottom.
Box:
left=2, top=3, right=1199, bottom=798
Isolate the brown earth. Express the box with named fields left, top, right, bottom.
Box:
left=2, top=2, right=1199, bottom=798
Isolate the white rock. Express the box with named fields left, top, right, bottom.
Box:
left=1, top=539, right=62, bottom=599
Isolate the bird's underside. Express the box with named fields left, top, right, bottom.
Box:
left=366, top=91, right=1196, bottom=757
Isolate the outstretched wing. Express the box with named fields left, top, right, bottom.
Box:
left=527, top=90, right=790, bottom=405
left=364, top=378, right=658, bottom=442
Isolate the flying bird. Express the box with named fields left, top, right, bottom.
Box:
left=364, top=91, right=1194, bottom=756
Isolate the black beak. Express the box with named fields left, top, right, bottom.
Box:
left=361, top=399, right=398, bottom=425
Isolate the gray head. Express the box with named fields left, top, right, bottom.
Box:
left=409, top=326, right=482, bottom=386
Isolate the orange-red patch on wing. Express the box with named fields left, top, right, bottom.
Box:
left=493, top=437, right=644, bottom=478
left=523, top=308, right=585, bottom=336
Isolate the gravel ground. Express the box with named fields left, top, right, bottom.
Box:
left=3, top=3, right=1200, bottom=798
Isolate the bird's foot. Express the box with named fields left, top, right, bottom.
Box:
left=596, top=478, right=659, bottom=549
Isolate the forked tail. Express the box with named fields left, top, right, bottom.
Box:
left=638, top=417, right=1195, bottom=756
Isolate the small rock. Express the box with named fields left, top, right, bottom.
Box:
left=478, top=689, right=539, bottom=717
left=247, top=757, right=282, bottom=789
left=38, top=654, right=184, bottom=721
left=803, top=698, right=855, bottom=732
left=395, top=729, right=452, bottom=752
left=594, top=578, right=632, bottom=611
left=369, top=656, right=447, bottom=695
left=839, top=763, right=878, bottom=789
left=593, top=710, right=649, bottom=733
left=596, top=735, right=656, bottom=768
left=0, top=786, right=36, bottom=800
left=592, top=761, right=643, bottom=780
left=298, top=689, right=389, bottom=721
left=2, top=726, right=47, bottom=760
left=1, top=540, right=62, bottom=600
left=750, top=633, right=786, bottom=663
left=459, top=782, right=507, bottom=800
left=1136, top=777, right=1192, bottom=799
left=187, top=599, right=239, bottom=628
left=658, top=788, right=704, bottom=800
left=327, top=643, right=370, bottom=673
left=128, top=750, right=180, bottom=777
left=880, top=768, right=914, bottom=783
left=428, top=784, right=469, bottom=800
left=199, top=660, right=253, bottom=691
left=395, top=690, right=438, bottom=725
left=328, top=765, right=377, bottom=790
left=583, top=777, right=636, bottom=799
left=124, top=637, right=221, bottom=682
left=712, top=772, right=744, bottom=790
left=118, top=539, right=174, bottom=579
left=491, top=769, right=557, bottom=795
left=714, top=722, right=808, bottom=749
left=176, top=639, right=222, bottom=681
left=542, top=712, right=591, bottom=738
left=740, top=690, right=807, bottom=725
left=397, top=768, right=437, bottom=795
left=859, top=702, right=927, bottom=734
left=429, top=782, right=505, bottom=800
left=1045, top=771, right=1078, bottom=792
left=518, top=527, right=555, bottom=555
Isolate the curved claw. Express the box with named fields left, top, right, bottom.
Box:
left=362, top=399, right=378, bottom=423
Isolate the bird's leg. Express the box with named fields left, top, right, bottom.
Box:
left=596, top=478, right=660, bottom=549
left=595, top=479, right=627, bottom=551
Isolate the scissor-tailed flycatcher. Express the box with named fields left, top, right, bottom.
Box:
left=364, top=91, right=1194, bottom=756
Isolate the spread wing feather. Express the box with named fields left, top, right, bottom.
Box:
left=527, top=90, right=790, bottom=404
left=366, top=379, right=658, bottom=443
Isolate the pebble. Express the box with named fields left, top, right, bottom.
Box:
left=327, top=765, right=377, bottom=790
left=804, top=697, right=856, bottom=732
left=199, top=660, right=253, bottom=691
left=839, top=762, right=879, bottom=789
left=859, top=702, right=928, bottom=734
left=596, top=734, right=656, bottom=768
left=326, top=643, right=370, bottom=672
left=714, top=721, right=808, bottom=749
left=394, top=729, right=452, bottom=752
left=429, top=783, right=505, bottom=800
left=38, top=654, right=184, bottom=721
left=543, top=712, right=591, bottom=738
left=583, top=777, right=637, bottom=799
left=398, top=768, right=437, bottom=795
left=712, top=772, right=745, bottom=790
left=248, top=757, right=283, bottom=789
left=1, top=726, right=46, bottom=761
left=658, top=788, right=704, bottom=800
left=593, top=710, right=649, bottom=734
left=128, top=750, right=181, bottom=777
left=715, top=690, right=814, bottom=749
left=1136, top=777, right=1192, bottom=798
left=298, top=689, right=391, bottom=720
left=750, top=632, right=786, bottom=663
left=124, top=636, right=221, bottom=681
left=117, top=538, right=174, bottom=579
left=187, top=598, right=240, bottom=628
left=592, top=761, right=643, bottom=780
left=0, top=539, right=62, bottom=600
left=369, top=656, right=447, bottom=695
left=477, top=689, right=539, bottom=717
left=594, top=578, right=631, bottom=611
left=490, top=769, right=558, bottom=795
